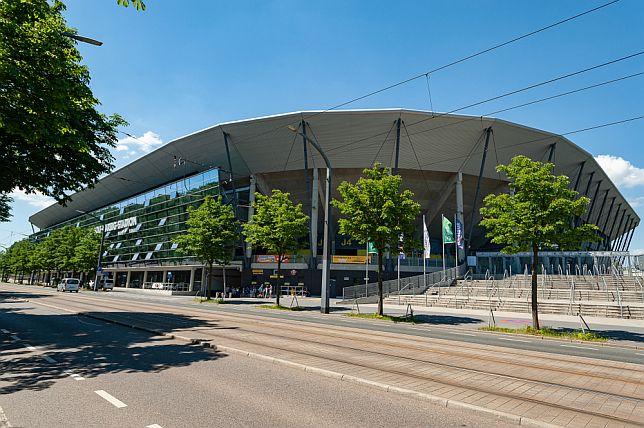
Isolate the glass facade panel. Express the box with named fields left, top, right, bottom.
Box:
left=31, top=168, right=253, bottom=269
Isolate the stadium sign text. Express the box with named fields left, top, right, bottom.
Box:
left=95, top=217, right=137, bottom=234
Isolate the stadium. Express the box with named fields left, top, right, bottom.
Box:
left=28, top=109, right=639, bottom=296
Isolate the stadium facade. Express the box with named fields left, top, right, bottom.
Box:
left=28, top=110, right=639, bottom=295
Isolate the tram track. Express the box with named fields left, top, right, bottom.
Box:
left=30, top=292, right=644, bottom=426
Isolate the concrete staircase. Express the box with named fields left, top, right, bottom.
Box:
left=384, top=274, right=644, bottom=319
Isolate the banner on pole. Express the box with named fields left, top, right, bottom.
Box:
left=442, top=216, right=455, bottom=244
left=367, top=242, right=377, bottom=254
left=456, top=219, right=464, bottom=250
left=423, top=220, right=431, bottom=259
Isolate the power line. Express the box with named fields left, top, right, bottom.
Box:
left=227, top=0, right=621, bottom=147
left=305, top=54, right=643, bottom=158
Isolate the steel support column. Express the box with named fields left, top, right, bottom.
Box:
left=585, top=180, right=602, bottom=223
left=455, top=172, right=464, bottom=264
left=615, top=216, right=632, bottom=252
left=393, top=117, right=402, bottom=175
left=575, top=171, right=594, bottom=227
left=310, top=168, right=319, bottom=269
left=547, top=142, right=557, bottom=163
left=222, top=131, right=237, bottom=205
left=609, top=208, right=625, bottom=250
left=598, top=197, right=616, bottom=250
left=245, top=176, right=256, bottom=260
left=468, top=127, right=492, bottom=249
left=573, top=161, right=586, bottom=192
left=623, top=222, right=638, bottom=252
left=301, top=121, right=315, bottom=270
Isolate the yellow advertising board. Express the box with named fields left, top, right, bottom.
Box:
left=332, top=255, right=367, bottom=264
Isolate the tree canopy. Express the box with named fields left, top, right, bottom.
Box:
left=243, top=189, right=309, bottom=306
left=480, top=155, right=600, bottom=328
left=175, top=196, right=239, bottom=300
left=333, top=164, right=420, bottom=316
left=0, top=0, right=126, bottom=221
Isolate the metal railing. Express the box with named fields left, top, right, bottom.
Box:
left=341, top=264, right=465, bottom=301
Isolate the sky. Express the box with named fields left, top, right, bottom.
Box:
left=3, top=0, right=644, bottom=252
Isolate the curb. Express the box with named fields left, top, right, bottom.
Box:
left=75, top=310, right=565, bottom=427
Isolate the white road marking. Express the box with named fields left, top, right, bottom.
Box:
left=43, top=355, right=57, bottom=364
left=10, top=335, right=20, bottom=341
left=636, top=353, right=644, bottom=357
left=500, top=338, right=530, bottom=343
left=25, top=344, right=37, bottom=350
left=451, top=332, right=476, bottom=337
left=560, top=344, right=598, bottom=351
left=147, top=425, right=163, bottom=428
left=95, top=390, right=127, bottom=408
left=64, top=369, right=85, bottom=381
left=1, top=329, right=9, bottom=334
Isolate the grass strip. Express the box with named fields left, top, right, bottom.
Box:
left=259, top=304, right=304, bottom=311
left=193, top=297, right=227, bottom=304
left=480, top=325, right=607, bottom=342
left=345, top=312, right=418, bottom=324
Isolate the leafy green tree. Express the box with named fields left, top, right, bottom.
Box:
left=31, top=231, right=62, bottom=283
left=72, top=228, right=101, bottom=283
left=243, top=190, right=309, bottom=306
left=0, top=0, right=126, bottom=221
left=480, top=156, right=600, bottom=329
left=333, top=164, right=420, bottom=316
left=52, top=226, right=84, bottom=274
left=5, top=240, right=35, bottom=283
left=175, top=196, right=239, bottom=300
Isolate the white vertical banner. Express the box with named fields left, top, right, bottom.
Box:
left=423, top=215, right=429, bottom=288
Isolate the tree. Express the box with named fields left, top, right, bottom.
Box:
left=479, top=156, right=600, bottom=329
left=0, top=0, right=126, bottom=221
left=4, top=239, right=35, bottom=283
left=175, top=196, right=238, bottom=300
left=72, top=228, right=101, bottom=283
left=53, top=226, right=84, bottom=274
left=332, top=164, right=420, bottom=316
left=243, top=190, right=309, bottom=306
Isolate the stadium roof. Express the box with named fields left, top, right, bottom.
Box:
left=30, top=109, right=639, bottom=237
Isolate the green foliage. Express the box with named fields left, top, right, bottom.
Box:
left=258, top=304, right=304, bottom=312
left=345, top=313, right=418, bottom=324
left=243, top=189, right=308, bottom=306
left=479, top=156, right=600, bottom=329
left=480, top=326, right=607, bottom=342
left=175, top=196, right=239, bottom=267
left=243, top=190, right=309, bottom=258
left=0, top=0, right=126, bottom=220
left=332, top=164, right=420, bottom=315
left=71, top=228, right=100, bottom=273
left=2, top=239, right=35, bottom=276
left=117, top=0, right=146, bottom=10
left=479, top=156, right=600, bottom=253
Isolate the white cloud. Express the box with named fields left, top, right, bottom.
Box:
left=627, top=196, right=644, bottom=209
left=595, top=155, right=644, bottom=188
left=9, top=189, right=54, bottom=209
left=115, top=131, right=163, bottom=160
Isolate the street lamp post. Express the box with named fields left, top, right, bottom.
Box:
left=76, top=210, right=105, bottom=292
left=287, top=125, right=332, bottom=314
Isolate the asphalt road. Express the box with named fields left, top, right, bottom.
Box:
left=53, top=286, right=643, bottom=365
left=0, top=288, right=514, bottom=428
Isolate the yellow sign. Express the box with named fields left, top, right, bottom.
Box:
left=332, top=255, right=367, bottom=264
left=252, top=269, right=263, bottom=275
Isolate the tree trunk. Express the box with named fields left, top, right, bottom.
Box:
left=222, top=265, right=227, bottom=300
left=276, top=256, right=282, bottom=306
left=207, top=263, right=213, bottom=300
left=531, top=242, right=540, bottom=330
left=377, top=250, right=384, bottom=316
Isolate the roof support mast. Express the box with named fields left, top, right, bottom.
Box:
left=468, top=127, right=492, bottom=251
left=393, top=117, right=402, bottom=174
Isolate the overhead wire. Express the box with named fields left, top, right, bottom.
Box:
left=304, top=58, right=644, bottom=159
left=220, top=0, right=621, bottom=148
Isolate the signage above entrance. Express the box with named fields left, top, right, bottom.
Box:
left=95, top=216, right=137, bottom=234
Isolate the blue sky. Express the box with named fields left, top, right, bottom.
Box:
left=3, top=0, right=644, bottom=251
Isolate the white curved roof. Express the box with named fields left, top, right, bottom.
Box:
left=30, top=109, right=639, bottom=241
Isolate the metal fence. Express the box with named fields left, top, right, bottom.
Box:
left=342, top=264, right=466, bottom=300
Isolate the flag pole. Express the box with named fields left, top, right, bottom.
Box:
left=454, top=213, right=458, bottom=269
left=423, top=215, right=427, bottom=289
left=442, top=214, right=446, bottom=280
